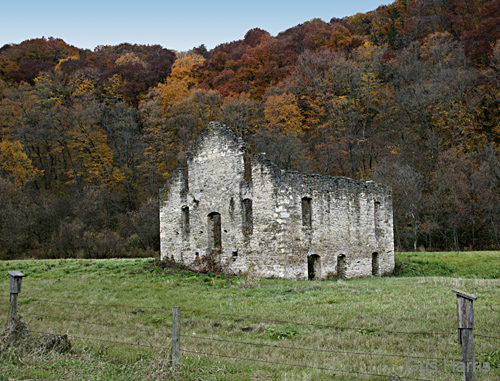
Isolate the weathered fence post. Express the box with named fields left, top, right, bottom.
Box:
left=171, top=306, right=181, bottom=367
left=452, top=289, right=477, bottom=381
left=8, top=271, right=25, bottom=329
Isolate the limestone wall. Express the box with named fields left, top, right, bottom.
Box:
left=160, top=122, right=394, bottom=280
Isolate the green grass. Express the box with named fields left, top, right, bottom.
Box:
left=0, top=253, right=499, bottom=380
left=395, top=251, right=500, bottom=278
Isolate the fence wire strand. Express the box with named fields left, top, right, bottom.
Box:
left=182, top=308, right=455, bottom=337
left=20, top=297, right=459, bottom=337
left=475, top=333, right=500, bottom=340
left=30, top=330, right=165, bottom=349
left=180, top=348, right=433, bottom=381
left=19, top=297, right=499, bottom=340
left=180, top=334, right=462, bottom=362
left=22, top=312, right=171, bottom=336
left=19, top=296, right=166, bottom=311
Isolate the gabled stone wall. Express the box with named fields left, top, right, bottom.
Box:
left=160, top=122, right=394, bottom=280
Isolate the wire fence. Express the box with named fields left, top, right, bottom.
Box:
left=15, top=295, right=500, bottom=339
left=182, top=307, right=458, bottom=337
left=179, top=333, right=462, bottom=362
left=6, top=297, right=497, bottom=380
left=0, top=276, right=496, bottom=381
left=19, top=295, right=482, bottom=338
left=30, top=330, right=165, bottom=350
left=23, top=312, right=171, bottom=336
left=24, top=326, right=435, bottom=380
left=180, top=348, right=435, bottom=381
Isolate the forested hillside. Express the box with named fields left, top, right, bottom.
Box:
left=1, top=0, right=500, bottom=258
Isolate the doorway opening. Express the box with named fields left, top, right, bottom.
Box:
left=337, top=254, right=346, bottom=279
left=372, top=252, right=379, bottom=276
left=207, top=212, right=222, bottom=252
left=307, top=254, right=321, bottom=280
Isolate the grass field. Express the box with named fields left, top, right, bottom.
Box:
left=395, top=251, right=500, bottom=279
left=0, top=252, right=499, bottom=380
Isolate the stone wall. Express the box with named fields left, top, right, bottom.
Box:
left=160, top=122, right=394, bottom=280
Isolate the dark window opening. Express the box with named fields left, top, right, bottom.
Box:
left=194, top=252, right=200, bottom=263
left=374, top=200, right=382, bottom=239
left=302, top=197, right=312, bottom=227
left=208, top=212, right=222, bottom=252
left=229, top=197, right=235, bottom=218
left=372, top=252, right=379, bottom=276
left=337, top=254, right=346, bottom=279
left=307, top=254, right=321, bottom=280
left=232, top=251, right=238, bottom=261
left=244, top=153, right=252, bottom=182
left=182, top=159, right=189, bottom=191
left=181, top=206, right=190, bottom=235
left=242, top=199, right=253, bottom=235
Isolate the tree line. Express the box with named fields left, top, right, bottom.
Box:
left=1, top=0, right=500, bottom=259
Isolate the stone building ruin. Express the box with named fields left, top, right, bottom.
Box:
left=160, top=122, right=394, bottom=280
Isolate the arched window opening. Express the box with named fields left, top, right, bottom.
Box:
left=181, top=206, right=190, bottom=236
left=207, top=212, right=222, bottom=252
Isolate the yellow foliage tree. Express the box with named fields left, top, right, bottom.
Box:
left=70, top=127, right=125, bottom=190
left=264, top=93, right=304, bottom=136
left=0, top=140, right=42, bottom=185
left=115, top=52, right=148, bottom=68
left=159, top=54, right=205, bottom=110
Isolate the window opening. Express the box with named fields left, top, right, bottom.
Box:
left=207, top=212, right=222, bottom=252
left=229, top=197, right=235, bottom=218
left=242, top=199, right=253, bottom=235
left=302, top=197, right=312, bottom=227
left=244, top=153, right=252, bottom=182
left=374, top=200, right=382, bottom=239
left=181, top=206, right=190, bottom=236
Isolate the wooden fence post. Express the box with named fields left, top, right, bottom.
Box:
left=452, top=289, right=477, bottom=381
left=171, top=306, right=181, bottom=367
left=8, top=271, right=25, bottom=330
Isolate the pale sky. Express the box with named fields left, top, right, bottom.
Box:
left=1, top=0, right=392, bottom=52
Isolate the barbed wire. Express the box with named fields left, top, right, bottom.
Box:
left=475, top=334, right=500, bottom=340
left=180, top=348, right=433, bottom=381
left=18, top=296, right=168, bottom=311
left=20, top=311, right=462, bottom=364
left=16, top=297, right=497, bottom=339
left=30, top=329, right=164, bottom=349
left=180, top=334, right=462, bottom=362
left=22, top=312, right=171, bottom=336
left=69, top=334, right=164, bottom=349
left=182, top=308, right=455, bottom=337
